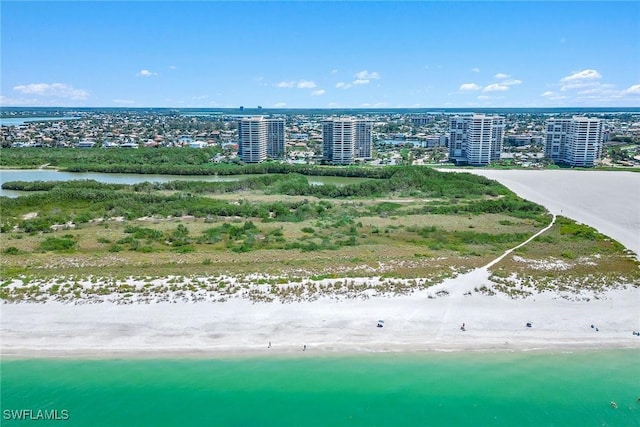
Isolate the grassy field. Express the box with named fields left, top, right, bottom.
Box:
left=1, top=167, right=638, bottom=302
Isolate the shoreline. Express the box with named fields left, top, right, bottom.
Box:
left=4, top=345, right=640, bottom=361
left=3, top=287, right=639, bottom=359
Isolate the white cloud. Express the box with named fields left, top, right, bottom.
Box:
left=168, top=65, right=177, bottom=70
left=273, top=102, right=287, bottom=108
left=297, top=80, right=317, bottom=89
left=560, top=81, right=600, bottom=92
left=482, top=83, right=509, bottom=93
left=311, top=89, right=325, bottom=96
left=275, top=80, right=317, bottom=89
left=471, top=67, right=480, bottom=73
left=331, top=69, right=338, bottom=74
left=136, top=69, right=158, bottom=77
left=459, top=83, right=481, bottom=91
left=334, top=70, right=382, bottom=88
left=477, top=95, right=490, bottom=100
left=13, top=83, right=89, bottom=100
left=624, top=84, right=640, bottom=95
left=540, top=91, right=568, bottom=101
left=494, top=73, right=510, bottom=79
left=354, top=70, right=380, bottom=80
left=502, top=79, right=522, bottom=86
left=561, top=69, right=601, bottom=82
left=112, top=99, right=135, bottom=105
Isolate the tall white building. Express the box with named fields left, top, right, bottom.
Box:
left=544, top=118, right=572, bottom=162
left=322, top=118, right=372, bottom=164
left=354, top=119, right=373, bottom=160
left=266, top=118, right=285, bottom=159
left=238, top=116, right=267, bottom=163
left=238, top=116, right=286, bottom=163
left=448, top=114, right=504, bottom=166
left=545, top=116, right=602, bottom=167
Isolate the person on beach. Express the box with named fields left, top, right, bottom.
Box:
left=460, top=323, right=466, bottom=331
left=268, top=342, right=271, bottom=348
left=303, top=345, right=306, bottom=351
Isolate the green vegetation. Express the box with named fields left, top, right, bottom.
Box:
left=489, top=216, right=639, bottom=296
left=0, top=147, right=390, bottom=177
left=39, top=236, right=76, bottom=252
left=1, top=167, right=548, bottom=233
left=0, top=147, right=221, bottom=170
left=1, top=165, right=637, bottom=302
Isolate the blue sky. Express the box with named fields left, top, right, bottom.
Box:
left=1, top=1, right=639, bottom=108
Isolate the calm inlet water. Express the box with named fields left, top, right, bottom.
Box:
left=0, top=117, right=81, bottom=127
left=2, top=350, right=638, bottom=426
left=0, top=169, right=370, bottom=197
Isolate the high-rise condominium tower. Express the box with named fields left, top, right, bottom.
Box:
left=545, top=116, right=602, bottom=167
left=238, top=116, right=286, bottom=163
left=322, top=118, right=373, bottom=165
left=448, top=114, right=504, bottom=166
left=267, top=118, right=286, bottom=159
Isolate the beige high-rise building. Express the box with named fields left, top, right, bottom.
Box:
left=545, top=116, right=602, bottom=167
left=267, top=118, right=285, bottom=159
left=448, top=114, right=504, bottom=166
left=238, top=116, right=267, bottom=163
left=238, top=116, right=286, bottom=162
left=322, top=118, right=372, bottom=165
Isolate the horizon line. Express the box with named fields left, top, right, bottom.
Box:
left=2, top=106, right=640, bottom=110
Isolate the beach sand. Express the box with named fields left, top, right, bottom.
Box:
left=2, top=170, right=639, bottom=357
left=460, top=169, right=640, bottom=258
left=2, top=285, right=639, bottom=357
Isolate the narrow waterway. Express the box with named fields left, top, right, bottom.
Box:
left=0, top=169, right=369, bottom=197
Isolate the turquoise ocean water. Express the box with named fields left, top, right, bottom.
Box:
left=1, top=350, right=638, bottom=426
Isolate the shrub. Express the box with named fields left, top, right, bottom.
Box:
left=3, top=246, right=20, bottom=255
left=173, top=245, right=195, bottom=253
left=40, top=237, right=76, bottom=252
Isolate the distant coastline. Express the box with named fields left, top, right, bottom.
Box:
left=3, top=106, right=640, bottom=117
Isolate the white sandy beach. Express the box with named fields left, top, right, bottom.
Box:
left=2, top=286, right=639, bottom=357
left=2, top=170, right=639, bottom=357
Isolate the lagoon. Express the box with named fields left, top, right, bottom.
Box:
left=0, top=169, right=370, bottom=197
left=0, top=116, right=81, bottom=127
